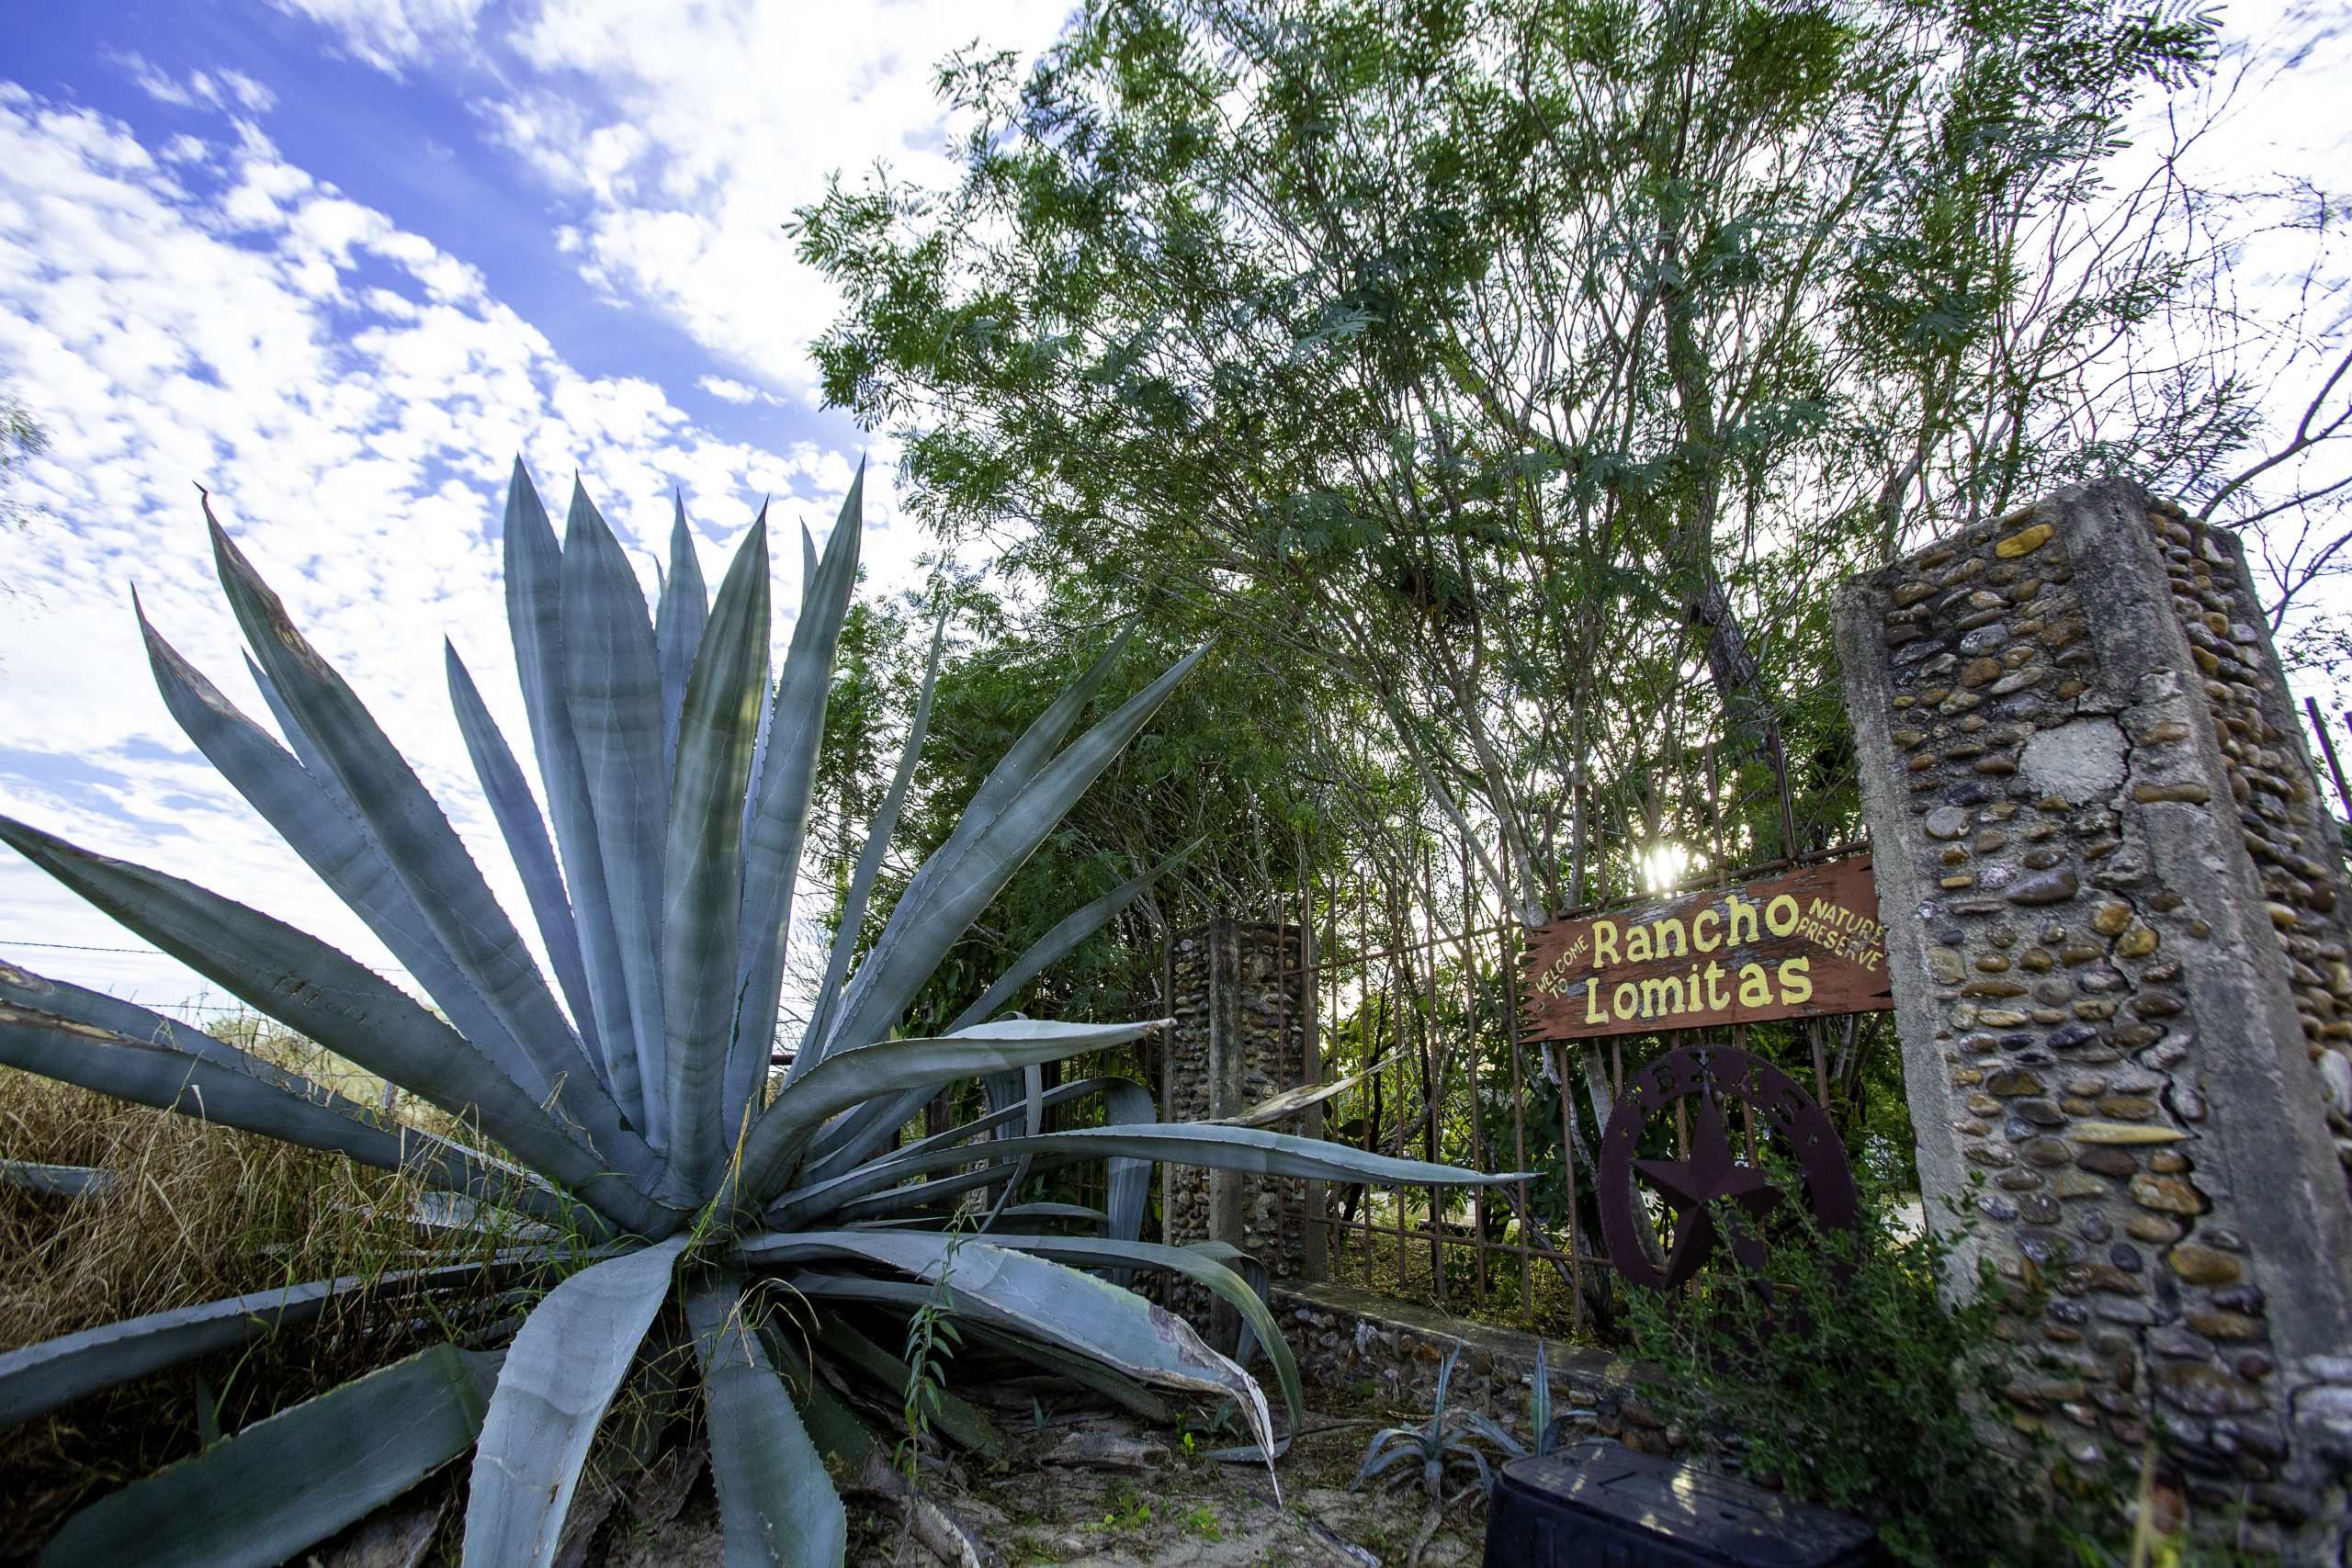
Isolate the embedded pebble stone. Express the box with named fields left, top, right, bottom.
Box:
left=2129, top=1174, right=2206, bottom=1214
left=1996, top=522, right=2055, bottom=558
left=2007, top=869, right=2081, bottom=906
left=2169, top=1246, right=2243, bottom=1285
left=2151, top=1365, right=2267, bottom=1417
left=1925, top=807, right=1970, bottom=840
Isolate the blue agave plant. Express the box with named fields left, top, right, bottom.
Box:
left=0, top=462, right=1517, bottom=1566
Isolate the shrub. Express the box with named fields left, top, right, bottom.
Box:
left=1626, top=1182, right=2120, bottom=1566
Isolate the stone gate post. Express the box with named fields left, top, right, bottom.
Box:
left=1161, top=919, right=1321, bottom=1336
left=1835, top=479, right=2352, bottom=1546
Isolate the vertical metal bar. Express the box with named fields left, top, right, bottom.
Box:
left=1505, top=919, right=1532, bottom=1314
left=1301, top=879, right=1324, bottom=1283
left=1674, top=1051, right=1689, bottom=1158
left=1383, top=949, right=1401, bottom=1306
left=2309, top=696, right=2352, bottom=818
left=1462, top=842, right=1488, bottom=1314
left=1557, top=1040, right=1583, bottom=1336
left=1363, top=877, right=1377, bottom=1285
left=1419, top=871, right=1443, bottom=1309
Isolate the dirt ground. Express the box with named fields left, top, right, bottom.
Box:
left=585, top=1379, right=1503, bottom=1568
left=305, top=1365, right=1506, bottom=1568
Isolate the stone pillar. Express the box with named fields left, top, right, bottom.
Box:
left=1162, top=919, right=1320, bottom=1330
left=1835, top=479, right=2352, bottom=1546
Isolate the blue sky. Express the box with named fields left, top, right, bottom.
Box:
left=0, top=0, right=1077, bottom=1005
left=0, top=0, right=2347, bottom=1010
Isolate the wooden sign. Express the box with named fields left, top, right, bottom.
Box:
left=1520, top=854, right=1890, bottom=1041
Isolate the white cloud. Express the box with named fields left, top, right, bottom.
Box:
left=119, top=54, right=279, bottom=114
left=264, top=0, right=491, bottom=73
left=0, top=85, right=922, bottom=1004
left=275, top=0, right=1077, bottom=399
left=699, top=373, right=777, bottom=405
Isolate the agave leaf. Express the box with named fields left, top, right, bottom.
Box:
left=817, top=808, right=1177, bottom=1203
left=885, top=1233, right=1300, bottom=1448
left=206, top=510, right=605, bottom=1123
left=0, top=998, right=575, bottom=1228
left=800, top=615, right=944, bottom=1055
left=0, top=1162, right=113, bottom=1199
left=0, top=818, right=674, bottom=1234
left=788, top=1276, right=1179, bottom=1421
left=557, top=480, right=673, bottom=1137
left=503, top=461, right=643, bottom=1125
left=447, top=642, right=605, bottom=1082
left=662, top=518, right=771, bottom=1190
left=988, top=1201, right=1105, bottom=1226
left=1351, top=1436, right=1429, bottom=1491
left=36, top=1343, right=503, bottom=1568
left=737, top=1021, right=1164, bottom=1206
left=864, top=630, right=1134, bottom=978
left=801, top=1071, right=1145, bottom=1184
left=0, top=1258, right=539, bottom=1429
left=816, top=1168, right=1009, bottom=1226
left=793, top=635, right=1133, bottom=1084
left=239, top=649, right=340, bottom=796
left=1214, top=1053, right=1395, bottom=1128
left=771, top=1237, right=1275, bottom=1466
left=755, top=1320, right=879, bottom=1466
left=654, top=493, right=711, bottom=788
left=946, top=840, right=1199, bottom=1035
left=775, top=1122, right=1523, bottom=1229
left=965, top=1061, right=1041, bottom=1236
left=1096, top=1076, right=1156, bottom=1253
left=808, top=1311, right=1002, bottom=1458
left=810, top=646, right=1205, bottom=1072
left=139, top=606, right=558, bottom=1106
left=1, top=956, right=311, bottom=1080
left=685, top=1278, right=848, bottom=1568
left=1456, top=1410, right=1527, bottom=1461
left=1532, top=1339, right=1552, bottom=1454
left=464, top=1235, right=688, bottom=1568
left=729, top=479, right=863, bottom=1128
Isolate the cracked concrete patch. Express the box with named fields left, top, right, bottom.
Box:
left=2018, top=717, right=2128, bottom=801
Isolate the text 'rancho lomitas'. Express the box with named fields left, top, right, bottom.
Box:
left=1518, top=854, right=1894, bottom=1041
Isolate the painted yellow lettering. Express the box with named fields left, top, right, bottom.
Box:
left=1725, top=895, right=1760, bottom=946
left=1651, top=917, right=1687, bottom=959
left=1639, top=976, right=1685, bottom=1017
left=1691, top=908, right=1721, bottom=952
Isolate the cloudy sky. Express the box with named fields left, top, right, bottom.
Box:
left=0, top=0, right=1078, bottom=1009
left=0, top=0, right=2346, bottom=1011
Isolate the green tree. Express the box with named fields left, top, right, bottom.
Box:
left=797, top=0, right=2222, bottom=923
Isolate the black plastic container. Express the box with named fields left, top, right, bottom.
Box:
left=1482, top=1439, right=1889, bottom=1567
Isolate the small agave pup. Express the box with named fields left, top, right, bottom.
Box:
left=0, top=461, right=1518, bottom=1568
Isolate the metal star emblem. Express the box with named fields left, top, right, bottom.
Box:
left=1631, top=1089, right=1780, bottom=1287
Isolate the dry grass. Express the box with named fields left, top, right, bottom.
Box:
left=0, top=1012, right=532, bottom=1559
